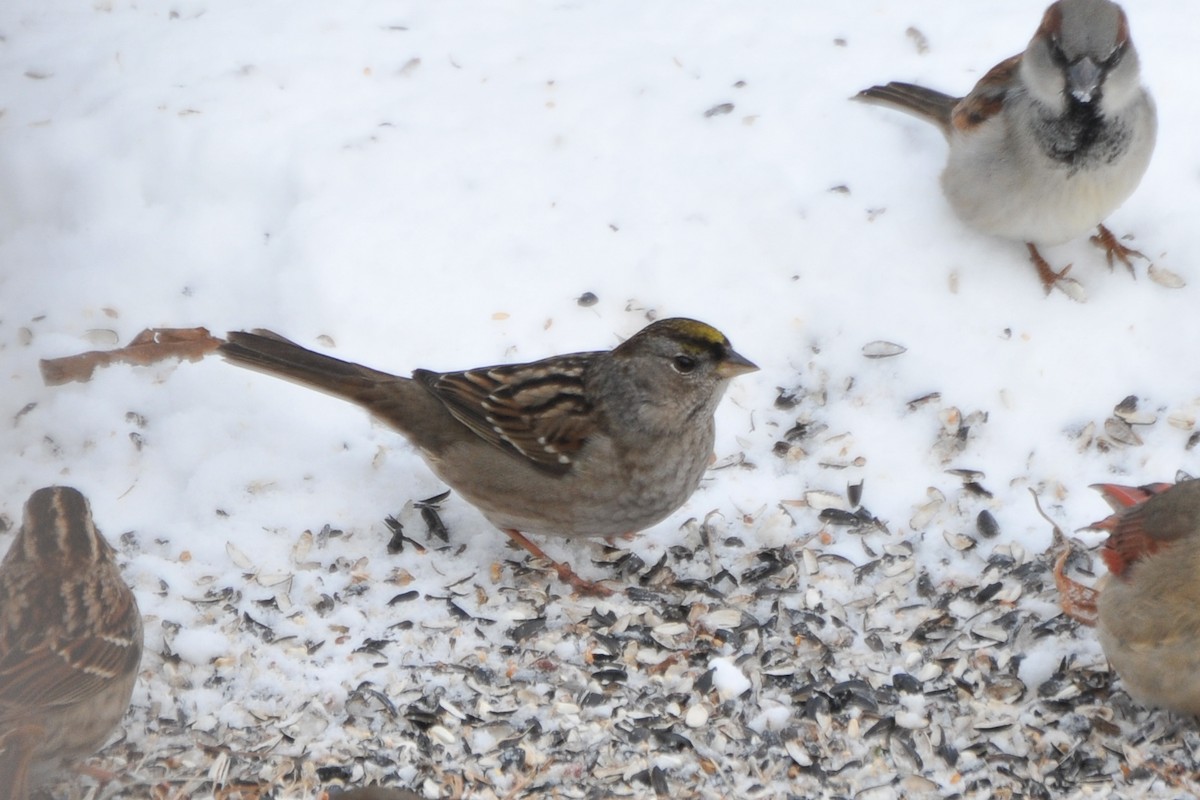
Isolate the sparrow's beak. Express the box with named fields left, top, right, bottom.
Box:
left=1067, top=57, right=1103, bottom=103
left=716, top=350, right=759, bottom=379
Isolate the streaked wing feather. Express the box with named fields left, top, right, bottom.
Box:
left=0, top=585, right=140, bottom=709
left=952, top=54, right=1022, bottom=132
left=416, top=356, right=597, bottom=472
left=0, top=643, right=113, bottom=709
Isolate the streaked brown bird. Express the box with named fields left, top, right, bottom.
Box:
left=0, top=486, right=143, bottom=800
left=220, top=318, right=757, bottom=595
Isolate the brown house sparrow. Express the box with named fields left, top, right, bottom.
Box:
left=220, top=318, right=757, bottom=595
left=0, top=487, right=143, bottom=799
left=858, top=0, right=1156, bottom=297
left=1056, top=480, right=1200, bottom=715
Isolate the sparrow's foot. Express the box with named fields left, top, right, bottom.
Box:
left=1091, top=224, right=1148, bottom=276
left=1054, top=548, right=1099, bottom=627
left=1027, top=243, right=1086, bottom=301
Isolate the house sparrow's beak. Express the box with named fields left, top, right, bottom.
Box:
left=1067, top=57, right=1103, bottom=103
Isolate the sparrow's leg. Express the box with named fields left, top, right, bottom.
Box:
left=0, top=725, right=39, bottom=800
left=503, top=529, right=614, bottom=597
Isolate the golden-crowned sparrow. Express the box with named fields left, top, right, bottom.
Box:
left=858, top=0, right=1155, bottom=297
left=220, top=318, right=757, bottom=594
left=0, top=487, right=143, bottom=799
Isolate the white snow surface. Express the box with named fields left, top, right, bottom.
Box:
left=3, top=1, right=1200, bottom=798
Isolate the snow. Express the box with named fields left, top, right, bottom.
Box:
left=708, top=657, right=752, bottom=703
left=3, top=0, right=1200, bottom=797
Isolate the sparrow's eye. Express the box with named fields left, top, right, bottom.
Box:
left=1048, top=42, right=1069, bottom=67
left=672, top=355, right=698, bottom=374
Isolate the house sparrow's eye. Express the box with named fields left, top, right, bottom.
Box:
left=1048, top=41, right=1070, bottom=67
left=672, top=355, right=698, bottom=374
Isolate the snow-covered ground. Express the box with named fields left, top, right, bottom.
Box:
left=4, top=1, right=1200, bottom=798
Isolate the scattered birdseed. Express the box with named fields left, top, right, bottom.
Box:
left=41, top=350, right=1200, bottom=800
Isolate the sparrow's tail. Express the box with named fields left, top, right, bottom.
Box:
left=856, top=82, right=956, bottom=138
left=220, top=330, right=402, bottom=403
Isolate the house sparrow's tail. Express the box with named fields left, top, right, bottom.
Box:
left=856, top=82, right=957, bottom=138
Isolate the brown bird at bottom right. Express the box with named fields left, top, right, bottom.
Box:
left=1056, top=479, right=1200, bottom=715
